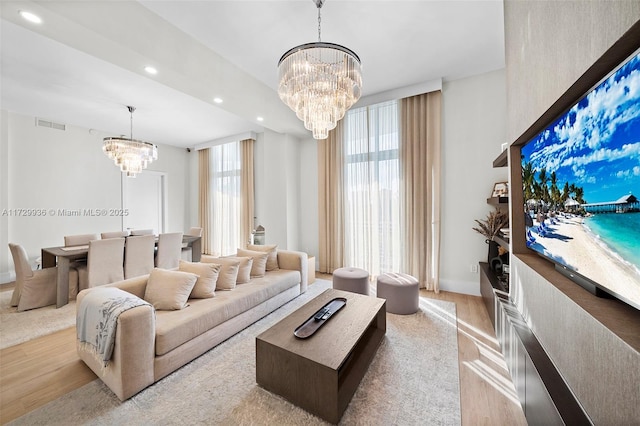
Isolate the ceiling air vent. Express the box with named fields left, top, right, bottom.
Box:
left=35, top=118, right=66, bottom=131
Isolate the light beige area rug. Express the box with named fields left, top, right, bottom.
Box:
left=0, top=290, right=76, bottom=349
left=10, top=280, right=461, bottom=425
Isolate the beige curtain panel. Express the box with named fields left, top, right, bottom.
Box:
left=198, top=148, right=212, bottom=255
left=240, top=139, right=255, bottom=249
left=317, top=120, right=345, bottom=273
left=401, top=91, right=442, bottom=291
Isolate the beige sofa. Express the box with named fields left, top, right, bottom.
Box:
left=76, top=250, right=308, bottom=400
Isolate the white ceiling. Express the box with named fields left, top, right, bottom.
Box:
left=0, top=1, right=505, bottom=148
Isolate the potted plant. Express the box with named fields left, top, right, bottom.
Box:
left=473, top=208, right=509, bottom=263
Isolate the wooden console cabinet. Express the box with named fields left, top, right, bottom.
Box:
left=481, top=150, right=591, bottom=425
left=479, top=262, right=507, bottom=328
left=494, top=294, right=591, bottom=425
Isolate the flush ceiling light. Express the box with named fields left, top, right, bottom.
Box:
left=103, top=106, right=158, bottom=178
left=213, top=97, right=223, bottom=104
left=144, top=66, right=158, bottom=75
left=19, top=10, right=42, bottom=24
left=277, top=0, right=362, bottom=140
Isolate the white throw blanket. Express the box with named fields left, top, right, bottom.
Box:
left=77, top=287, right=152, bottom=367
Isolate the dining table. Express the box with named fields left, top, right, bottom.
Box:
left=41, top=235, right=202, bottom=308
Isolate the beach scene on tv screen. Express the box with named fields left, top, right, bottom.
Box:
left=521, top=51, right=640, bottom=308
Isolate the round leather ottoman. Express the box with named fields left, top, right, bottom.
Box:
left=332, top=267, right=370, bottom=295
left=376, top=273, right=419, bottom=314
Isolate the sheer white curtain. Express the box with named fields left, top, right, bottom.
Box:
left=209, top=141, right=241, bottom=256
left=343, top=100, right=401, bottom=277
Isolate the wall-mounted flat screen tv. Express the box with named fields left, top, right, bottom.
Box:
left=521, top=48, right=640, bottom=310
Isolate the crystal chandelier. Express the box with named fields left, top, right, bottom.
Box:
left=103, top=106, right=158, bottom=178
left=277, top=0, right=362, bottom=140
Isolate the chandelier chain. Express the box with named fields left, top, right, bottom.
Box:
left=317, top=6, right=321, bottom=42
left=128, top=105, right=136, bottom=139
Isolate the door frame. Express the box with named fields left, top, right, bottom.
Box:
left=120, top=171, right=169, bottom=234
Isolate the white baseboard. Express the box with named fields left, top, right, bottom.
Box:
left=438, top=278, right=480, bottom=296
left=1, top=271, right=15, bottom=285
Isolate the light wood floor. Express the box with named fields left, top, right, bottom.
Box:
left=0, top=276, right=526, bottom=425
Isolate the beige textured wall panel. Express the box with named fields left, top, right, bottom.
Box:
left=511, top=257, right=640, bottom=424
left=505, top=1, right=640, bottom=423
left=505, top=0, right=640, bottom=142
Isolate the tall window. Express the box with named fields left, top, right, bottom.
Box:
left=343, top=100, right=401, bottom=276
left=210, top=141, right=241, bottom=256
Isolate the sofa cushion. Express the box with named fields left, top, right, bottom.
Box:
left=144, top=269, right=197, bottom=310
left=236, top=249, right=268, bottom=277
left=154, top=269, right=301, bottom=356
left=220, top=256, right=253, bottom=284
left=247, top=244, right=279, bottom=271
left=200, top=257, right=240, bottom=290
left=178, top=261, right=220, bottom=298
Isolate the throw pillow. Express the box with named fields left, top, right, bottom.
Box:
left=200, top=257, right=240, bottom=290
left=237, top=248, right=269, bottom=277
left=220, top=256, right=253, bottom=284
left=144, top=268, right=197, bottom=310
left=178, top=260, right=220, bottom=298
left=246, top=244, right=279, bottom=271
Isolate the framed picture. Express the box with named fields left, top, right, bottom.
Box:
left=491, top=182, right=509, bottom=197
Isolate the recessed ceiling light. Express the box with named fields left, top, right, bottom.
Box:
left=213, top=97, right=223, bottom=104
left=19, top=10, right=42, bottom=24
left=144, top=66, right=158, bottom=75
left=257, top=116, right=264, bottom=122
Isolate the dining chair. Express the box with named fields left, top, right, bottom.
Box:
left=124, top=235, right=155, bottom=279
left=77, top=238, right=125, bottom=290
left=156, top=232, right=183, bottom=269
left=187, top=227, right=203, bottom=237
left=181, top=227, right=203, bottom=261
left=64, top=233, right=100, bottom=247
left=101, top=230, right=130, bottom=239
left=130, top=229, right=154, bottom=236
left=8, top=243, right=79, bottom=311
left=64, top=233, right=100, bottom=279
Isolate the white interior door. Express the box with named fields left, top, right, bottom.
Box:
left=122, top=171, right=167, bottom=234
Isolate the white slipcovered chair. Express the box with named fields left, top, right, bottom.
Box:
left=181, top=227, right=203, bottom=261
left=187, top=227, right=203, bottom=237
left=130, top=229, right=154, bottom=236
left=64, top=233, right=100, bottom=247
left=64, top=233, right=101, bottom=296
left=124, top=235, right=155, bottom=279
left=64, top=233, right=100, bottom=276
left=155, top=232, right=183, bottom=269
left=101, top=230, right=130, bottom=239
left=77, top=238, right=125, bottom=291
left=8, top=243, right=79, bottom=311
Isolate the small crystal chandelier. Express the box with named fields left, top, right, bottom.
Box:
left=103, top=106, right=158, bottom=178
left=277, top=0, right=362, bottom=140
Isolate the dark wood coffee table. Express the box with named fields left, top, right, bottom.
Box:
left=256, top=288, right=386, bottom=424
